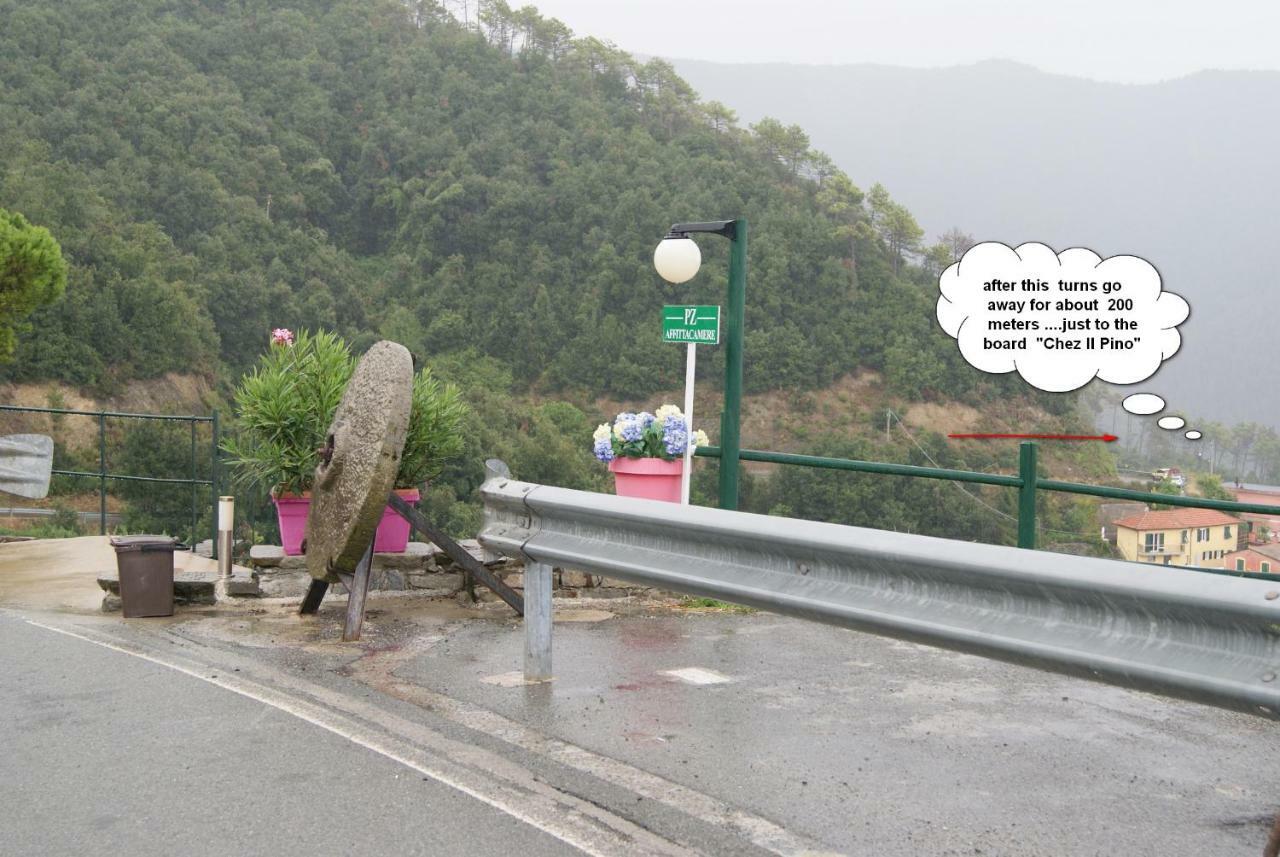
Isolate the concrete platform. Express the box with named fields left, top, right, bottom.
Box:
left=96, top=566, right=260, bottom=611
left=0, top=536, right=245, bottom=613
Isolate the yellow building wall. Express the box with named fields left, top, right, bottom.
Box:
left=1117, top=523, right=1238, bottom=567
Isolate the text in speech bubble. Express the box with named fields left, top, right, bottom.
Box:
left=936, top=242, right=1189, bottom=393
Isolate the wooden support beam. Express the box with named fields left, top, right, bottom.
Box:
left=386, top=491, right=523, bottom=615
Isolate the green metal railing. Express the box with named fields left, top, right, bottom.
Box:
left=696, top=441, right=1280, bottom=574
left=0, top=405, right=219, bottom=555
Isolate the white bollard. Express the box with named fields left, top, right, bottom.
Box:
left=217, top=496, right=234, bottom=578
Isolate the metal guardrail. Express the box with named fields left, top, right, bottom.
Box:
left=480, top=474, right=1280, bottom=719
left=0, top=405, right=219, bottom=554
left=695, top=443, right=1280, bottom=557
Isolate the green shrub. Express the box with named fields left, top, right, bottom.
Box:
left=222, top=329, right=354, bottom=495
left=397, top=368, right=467, bottom=488
left=223, top=329, right=468, bottom=495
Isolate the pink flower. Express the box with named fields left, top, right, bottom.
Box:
left=271, top=328, right=295, bottom=347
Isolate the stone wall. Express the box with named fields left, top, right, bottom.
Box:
left=250, top=542, right=465, bottom=597
left=249, top=541, right=658, bottom=601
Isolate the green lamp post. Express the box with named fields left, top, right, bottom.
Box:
left=653, top=219, right=748, bottom=510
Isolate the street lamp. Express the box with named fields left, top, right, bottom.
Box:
left=654, top=219, right=748, bottom=511
left=652, top=235, right=701, bottom=284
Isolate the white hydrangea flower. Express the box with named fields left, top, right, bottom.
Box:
left=692, top=429, right=710, bottom=449
left=655, top=404, right=683, bottom=422
left=592, top=423, right=612, bottom=442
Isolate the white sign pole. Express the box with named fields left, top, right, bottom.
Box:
left=681, top=341, right=696, bottom=506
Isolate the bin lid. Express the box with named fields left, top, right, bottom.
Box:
left=110, top=535, right=178, bottom=552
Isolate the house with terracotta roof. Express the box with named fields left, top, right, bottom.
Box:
left=1222, top=542, right=1280, bottom=574
left=1114, top=508, right=1245, bottom=567
left=1225, top=483, right=1280, bottom=540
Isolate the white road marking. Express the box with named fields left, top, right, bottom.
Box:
left=23, top=618, right=691, bottom=857
left=660, top=667, right=733, bottom=685
left=24, top=614, right=841, bottom=857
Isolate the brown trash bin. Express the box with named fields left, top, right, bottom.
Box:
left=111, top=535, right=177, bottom=618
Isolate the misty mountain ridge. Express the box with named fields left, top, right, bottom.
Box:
left=670, top=56, right=1280, bottom=427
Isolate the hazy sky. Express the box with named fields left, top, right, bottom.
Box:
left=523, top=0, right=1280, bottom=83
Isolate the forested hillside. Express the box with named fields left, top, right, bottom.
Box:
left=1, top=0, right=1026, bottom=403
left=0, top=0, right=1103, bottom=546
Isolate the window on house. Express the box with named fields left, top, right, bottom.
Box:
left=1225, top=526, right=1233, bottom=539
left=1181, top=530, right=1189, bottom=545
left=1264, top=561, right=1272, bottom=573
left=1145, top=532, right=1164, bottom=553
left=1197, top=528, right=1209, bottom=542
left=1237, top=558, right=1247, bottom=571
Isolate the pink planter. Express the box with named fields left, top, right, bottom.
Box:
left=374, top=488, right=420, bottom=553
left=273, top=488, right=420, bottom=556
left=609, top=457, right=683, bottom=503
left=273, top=493, right=311, bottom=556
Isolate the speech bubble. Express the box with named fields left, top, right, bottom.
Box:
left=1122, top=392, right=1165, bottom=416
left=1184, top=430, right=1202, bottom=440
left=1157, top=415, right=1186, bottom=430
left=936, top=243, right=1190, bottom=393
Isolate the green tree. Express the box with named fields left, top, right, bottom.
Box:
left=0, top=208, right=66, bottom=362
left=1194, top=472, right=1234, bottom=502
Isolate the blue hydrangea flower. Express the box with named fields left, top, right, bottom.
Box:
left=662, top=414, right=689, bottom=456
left=618, top=415, right=645, bottom=442
left=593, top=436, right=615, bottom=462
left=639, top=411, right=656, bottom=429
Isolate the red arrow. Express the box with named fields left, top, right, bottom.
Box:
left=948, top=433, right=1119, bottom=442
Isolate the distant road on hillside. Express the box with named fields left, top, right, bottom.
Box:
left=0, top=506, right=122, bottom=525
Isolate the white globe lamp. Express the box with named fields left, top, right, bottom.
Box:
left=653, top=235, right=701, bottom=284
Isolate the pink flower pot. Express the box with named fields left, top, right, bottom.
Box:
left=609, top=457, right=683, bottom=503
left=374, top=488, right=420, bottom=553
left=273, top=493, right=311, bottom=556
left=274, top=488, right=420, bottom=556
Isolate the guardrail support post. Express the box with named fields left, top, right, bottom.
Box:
left=1018, top=441, right=1038, bottom=549
left=524, top=560, right=553, bottom=682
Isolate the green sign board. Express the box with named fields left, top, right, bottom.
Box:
left=662, top=305, right=720, bottom=345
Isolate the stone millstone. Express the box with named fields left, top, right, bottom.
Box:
left=305, top=341, right=413, bottom=583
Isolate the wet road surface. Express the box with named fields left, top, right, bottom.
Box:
left=3, top=593, right=1278, bottom=855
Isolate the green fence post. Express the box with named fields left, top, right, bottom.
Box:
left=98, top=412, right=107, bottom=536
left=211, top=410, right=219, bottom=560
left=190, top=419, right=198, bottom=550
left=1018, top=441, right=1038, bottom=549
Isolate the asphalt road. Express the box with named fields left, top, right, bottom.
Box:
left=4, top=595, right=1280, bottom=856
left=0, top=614, right=572, bottom=857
